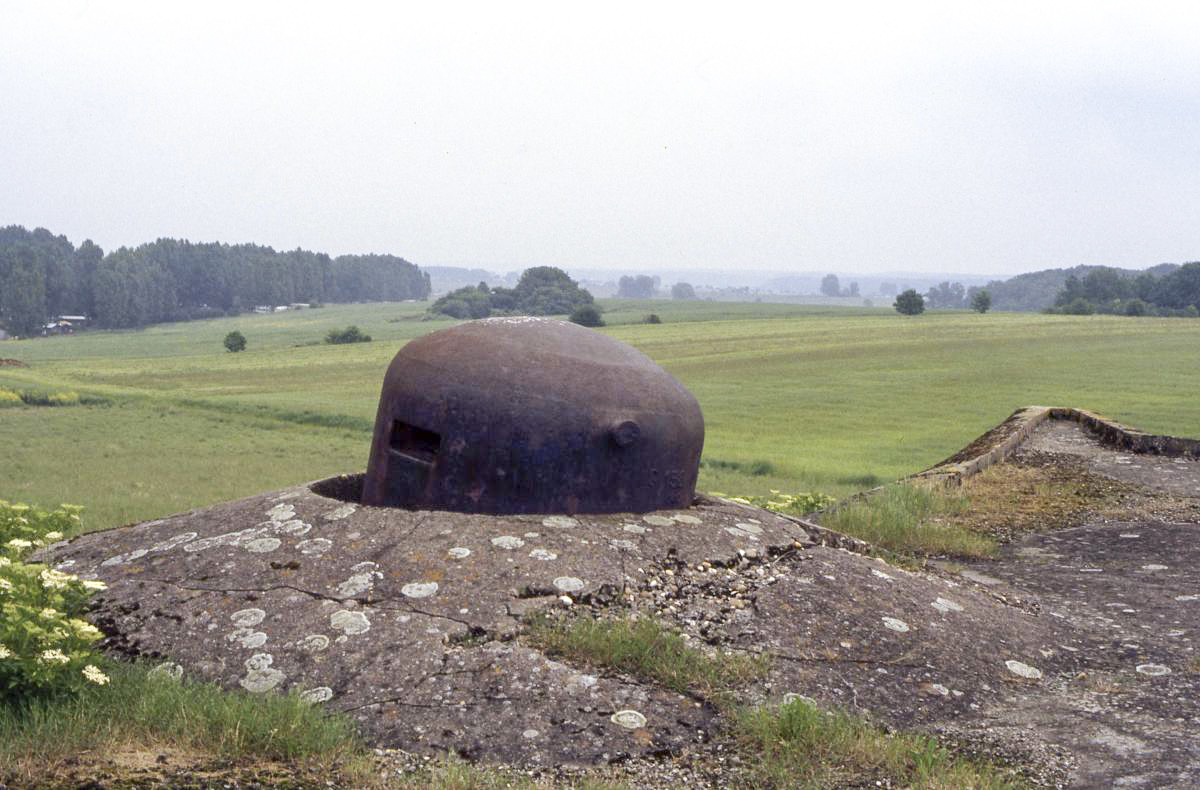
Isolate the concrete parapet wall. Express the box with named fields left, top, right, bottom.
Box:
left=915, top=406, right=1200, bottom=486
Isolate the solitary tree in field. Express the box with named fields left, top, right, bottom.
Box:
left=223, top=330, right=246, bottom=352
left=893, top=289, right=925, bottom=315
left=970, top=289, right=992, bottom=313
left=820, top=273, right=841, bottom=297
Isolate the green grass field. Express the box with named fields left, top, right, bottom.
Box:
left=3, top=300, right=1199, bottom=533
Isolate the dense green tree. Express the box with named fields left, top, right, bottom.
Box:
left=820, top=274, right=841, bottom=297
left=671, top=282, right=697, bottom=300
left=0, top=243, right=48, bottom=335
left=568, top=304, right=604, bottom=327
left=970, top=290, right=992, bottom=313
left=617, top=275, right=658, bottom=298
left=893, top=289, right=925, bottom=315
left=223, top=331, right=246, bottom=352
left=428, top=266, right=594, bottom=319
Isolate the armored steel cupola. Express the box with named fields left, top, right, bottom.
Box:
left=362, top=317, right=704, bottom=514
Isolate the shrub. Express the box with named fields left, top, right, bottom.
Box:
left=1064, top=297, right=1095, bottom=315
left=17, top=391, right=79, bottom=407
left=223, top=331, right=246, bottom=353
left=1124, top=298, right=1148, bottom=316
left=568, top=305, right=605, bottom=327
left=644, top=313, right=662, bottom=324
left=970, top=290, right=992, bottom=313
left=1, top=500, right=110, bottom=704
left=893, top=289, right=925, bottom=315
left=324, top=325, right=372, bottom=344
left=0, top=390, right=22, bottom=408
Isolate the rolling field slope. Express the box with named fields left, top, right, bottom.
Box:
left=2, top=301, right=1198, bottom=532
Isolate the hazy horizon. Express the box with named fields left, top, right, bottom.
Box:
left=3, top=2, right=1198, bottom=277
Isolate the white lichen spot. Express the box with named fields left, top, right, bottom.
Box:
left=300, top=686, right=334, bottom=703
left=231, top=608, right=267, bottom=628
left=448, top=547, right=471, bottom=559
left=524, top=532, right=540, bottom=538
left=529, top=548, right=558, bottom=561
left=150, top=532, right=198, bottom=552
left=276, top=519, right=312, bottom=536
left=148, top=661, right=183, bottom=681
left=724, top=526, right=760, bottom=542
left=1136, top=664, right=1171, bottom=676
left=324, top=504, right=357, bottom=520
left=227, top=630, right=268, bottom=649
left=267, top=503, right=295, bottom=522
left=1175, top=594, right=1199, bottom=602
left=642, top=514, right=675, bottom=527
left=1119, top=533, right=1141, bottom=539
left=298, top=634, right=330, bottom=653
left=622, top=524, right=647, bottom=534
left=782, top=692, right=817, bottom=706
left=542, top=515, right=578, bottom=528
left=610, top=709, right=647, bottom=729
left=1005, top=660, right=1043, bottom=680
left=330, top=610, right=371, bottom=635
left=297, top=538, right=333, bottom=556
left=882, top=617, right=910, bottom=633
left=101, top=548, right=149, bottom=566
left=609, top=539, right=636, bottom=551
left=401, top=581, right=439, bottom=599
left=871, top=569, right=893, bottom=581
left=244, top=537, right=282, bottom=553
left=491, top=535, right=525, bottom=550
left=522, top=728, right=540, bottom=739
left=1141, top=564, right=1168, bottom=571
left=336, top=573, right=377, bottom=598
left=244, top=653, right=274, bottom=672
left=241, top=666, right=285, bottom=693
left=672, top=514, right=702, bottom=524
left=554, top=576, right=585, bottom=593
left=932, top=597, right=964, bottom=613
left=928, top=683, right=950, bottom=696
left=735, top=522, right=764, bottom=534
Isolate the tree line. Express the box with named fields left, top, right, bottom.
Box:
left=1046, top=264, right=1200, bottom=316
left=0, top=225, right=430, bottom=335
left=429, top=266, right=595, bottom=319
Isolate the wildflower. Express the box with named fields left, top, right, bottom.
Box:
left=9, top=504, right=29, bottom=513
left=39, top=607, right=58, bottom=619
left=81, top=579, right=107, bottom=591
left=38, top=649, right=69, bottom=664
left=82, top=664, right=110, bottom=685
left=0, top=645, right=11, bottom=659
left=70, top=619, right=103, bottom=640
left=44, top=531, right=63, bottom=541
left=0, top=579, right=12, bottom=592
left=6, top=538, right=32, bottom=549
left=0, top=556, right=11, bottom=566
left=39, top=568, right=73, bottom=590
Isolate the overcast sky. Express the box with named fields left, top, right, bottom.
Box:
left=2, top=1, right=1198, bottom=276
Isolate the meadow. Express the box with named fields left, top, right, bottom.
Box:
left=2, top=299, right=1199, bottom=533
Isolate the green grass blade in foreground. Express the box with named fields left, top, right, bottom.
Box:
left=819, top=483, right=996, bottom=559
left=736, top=699, right=1028, bottom=789
left=0, top=662, right=367, bottom=784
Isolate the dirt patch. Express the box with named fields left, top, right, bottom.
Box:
left=0, top=358, right=27, bottom=367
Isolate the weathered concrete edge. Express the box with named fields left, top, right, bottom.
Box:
left=914, top=406, right=1200, bottom=487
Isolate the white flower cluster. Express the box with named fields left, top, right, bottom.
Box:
left=82, top=664, right=110, bottom=685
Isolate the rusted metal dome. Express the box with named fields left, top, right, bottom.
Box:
left=362, top=317, right=704, bottom=514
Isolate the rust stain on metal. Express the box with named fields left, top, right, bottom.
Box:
left=362, top=317, right=704, bottom=514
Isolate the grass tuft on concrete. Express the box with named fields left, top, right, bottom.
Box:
left=525, top=614, right=768, bottom=705
left=735, top=698, right=1028, bottom=789
left=819, top=483, right=997, bottom=559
